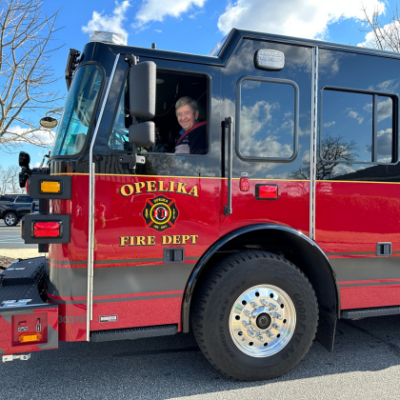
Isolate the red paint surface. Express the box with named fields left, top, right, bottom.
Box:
left=340, top=284, right=400, bottom=310
left=91, top=297, right=183, bottom=332
left=46, top=174, right=400, bottom=342
left=315, top=181, right=400, bottom=254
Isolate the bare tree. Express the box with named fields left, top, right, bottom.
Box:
left=291, top=134, right=358, bottom=180
left=0, top=165, right=24, bottom=194
left=0, top=0, right=63, bottom=152
left=359, top=5, right=400, bottom=52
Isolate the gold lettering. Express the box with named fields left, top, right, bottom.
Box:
left=188, top=185, right=199, bottom=198
left=162, top=235, right=172, bottom=245
left=172, top=235, right=181, bottom=245
left=137, top=236, right=146, bottom=246
left=190, top=235, right=198, bottom=245
left=168, top=181, right=176, bottom=192
left=147, top=236, right=155, bottom=245
left=129, top=236, right=136, bottom=246
left=182, top=235, right=191, bottom=245
left=119, top=236, right=129, bottom=247
left=134, top=182, right=145, bottom=194
left=146, top=181, right=157, bottom=192
left=158, top=181, right=168, bottom=192
left=120, top=185, right=134, bottom=197
left=176, top=182, right=188, bottom=195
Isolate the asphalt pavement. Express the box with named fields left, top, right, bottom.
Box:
left=0, top=221, right=36, bottom=249
left=2, top=316, right=400, bottom=399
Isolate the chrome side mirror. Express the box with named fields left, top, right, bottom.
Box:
left=40, top=116, right=58, bottom=129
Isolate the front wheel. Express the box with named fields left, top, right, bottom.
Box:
left=4, top=212, right=18, bottom=226
left=191, top=250, right=318, bottom=381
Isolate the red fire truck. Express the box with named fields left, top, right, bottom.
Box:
left=1, top=28, right=399, bottom=381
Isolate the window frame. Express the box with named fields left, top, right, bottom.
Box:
left=319, top=86, right=399, bottom=165
left=235, top=75, right=299, bottom=163
left=107, top=66, right=212, bottom=159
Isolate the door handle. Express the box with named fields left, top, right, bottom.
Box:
left=224, top=117, right=233, bottom=216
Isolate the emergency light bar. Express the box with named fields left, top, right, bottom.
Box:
left=89, top=31, right=127, bottom=46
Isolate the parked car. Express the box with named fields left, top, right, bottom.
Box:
left=0, top=193, right=35, bottom=226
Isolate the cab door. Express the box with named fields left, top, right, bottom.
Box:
left=315, top=48, right=400, bottom=311
left=91, top=58, right=222, bottom=332
left=219, top=38, right=313, bottom=237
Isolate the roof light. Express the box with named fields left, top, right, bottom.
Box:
left=89, top=31, right=127, bottom=45
left=32, top=222, right=61, bottom=238
left=40, top=181, right=61, bottom=194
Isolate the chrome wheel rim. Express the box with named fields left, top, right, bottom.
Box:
left=5, top=214, right=15, bottom=225
left=229, top=284, right=296, bottom=358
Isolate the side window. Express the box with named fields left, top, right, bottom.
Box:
left=15, top=195, right=31, bottom=203
left=108, top=70, right=209, bottom=156
left=237, top=78, right=298, bottom=161
left=321, top=89, right=396, bottom=164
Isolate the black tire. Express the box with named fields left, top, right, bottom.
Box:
left=191, top=250, right=318, bottom=381
left=4, top=212, right=18, bottom=226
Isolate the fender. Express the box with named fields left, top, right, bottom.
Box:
left=182, top=223, right=340, bottom=352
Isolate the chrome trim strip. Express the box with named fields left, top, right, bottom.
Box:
left=86, top=54, right=120, bottom=341
left=309, top=47, right=318, bottom=240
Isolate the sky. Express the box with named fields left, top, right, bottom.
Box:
left=1, top=0, right=397, bottom=170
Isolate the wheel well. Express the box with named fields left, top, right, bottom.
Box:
left=183, top=225, right=339, bottom=351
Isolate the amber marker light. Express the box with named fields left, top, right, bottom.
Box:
left=19, top=332, right=43, bottom=343
left=40, top=181, right=61, bottom=193
left=32, top=222, right=61, bottom=238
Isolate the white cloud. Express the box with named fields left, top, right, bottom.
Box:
left=377, top=128, right=393, bottom=158
left=377, top=97, right=393, bottom=121
left=155, top=29, right=162, bottom=33
left=3, top=126, right=55, bottom=146
left=368, top=79, right=400, bottom=92
left=217, top=0, right=385, bottom=39
left=134, top=0, right=206, bottom=28
left=323, top=121, right=336, bottom=128
left=347, top=109, right=364, bottom=124
left=82, top=1, right=130, bottom=40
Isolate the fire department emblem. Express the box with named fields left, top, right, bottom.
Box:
left=142, top=195, right=179, bottom=231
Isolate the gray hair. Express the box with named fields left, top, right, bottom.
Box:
left=175, top=96, right=198, bottom=115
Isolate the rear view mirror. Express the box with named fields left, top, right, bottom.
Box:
left=129, top=122, right=155, bottom=147
left=129, top=61, right=156, bottom=120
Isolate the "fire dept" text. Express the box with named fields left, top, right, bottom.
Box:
left=119, top=235, right=198, bottom=247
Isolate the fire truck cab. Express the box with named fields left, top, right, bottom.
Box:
left=2, top=28, right=400, bottom=381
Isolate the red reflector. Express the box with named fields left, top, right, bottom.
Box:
left=25, top=179, right=29, bottom=194
left=258, top=185, right=278, bottom=199
left=33, top=222, right=60, bottom=238
left=239, top=177, right=250, bottom=192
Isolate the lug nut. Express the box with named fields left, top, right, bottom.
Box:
left=244, top=310, right=252, bottom=317
left=242, top=320, right=250, bottom=328
left=250, top=301, right=259, bottom=309
left=266, top=330, right=275, bottom=339
left=257, top=334, right=265, bottom=342
left=247, top=329, right=256, bottom=338
left=271, top=312, right=282, bottom=320
left=272, top=323, right=281, bottom=330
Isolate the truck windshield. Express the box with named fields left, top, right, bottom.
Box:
left=52, top=65, right=103, bottom=156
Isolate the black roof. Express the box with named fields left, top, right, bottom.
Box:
left=106, top=28, right=400, bottom=68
